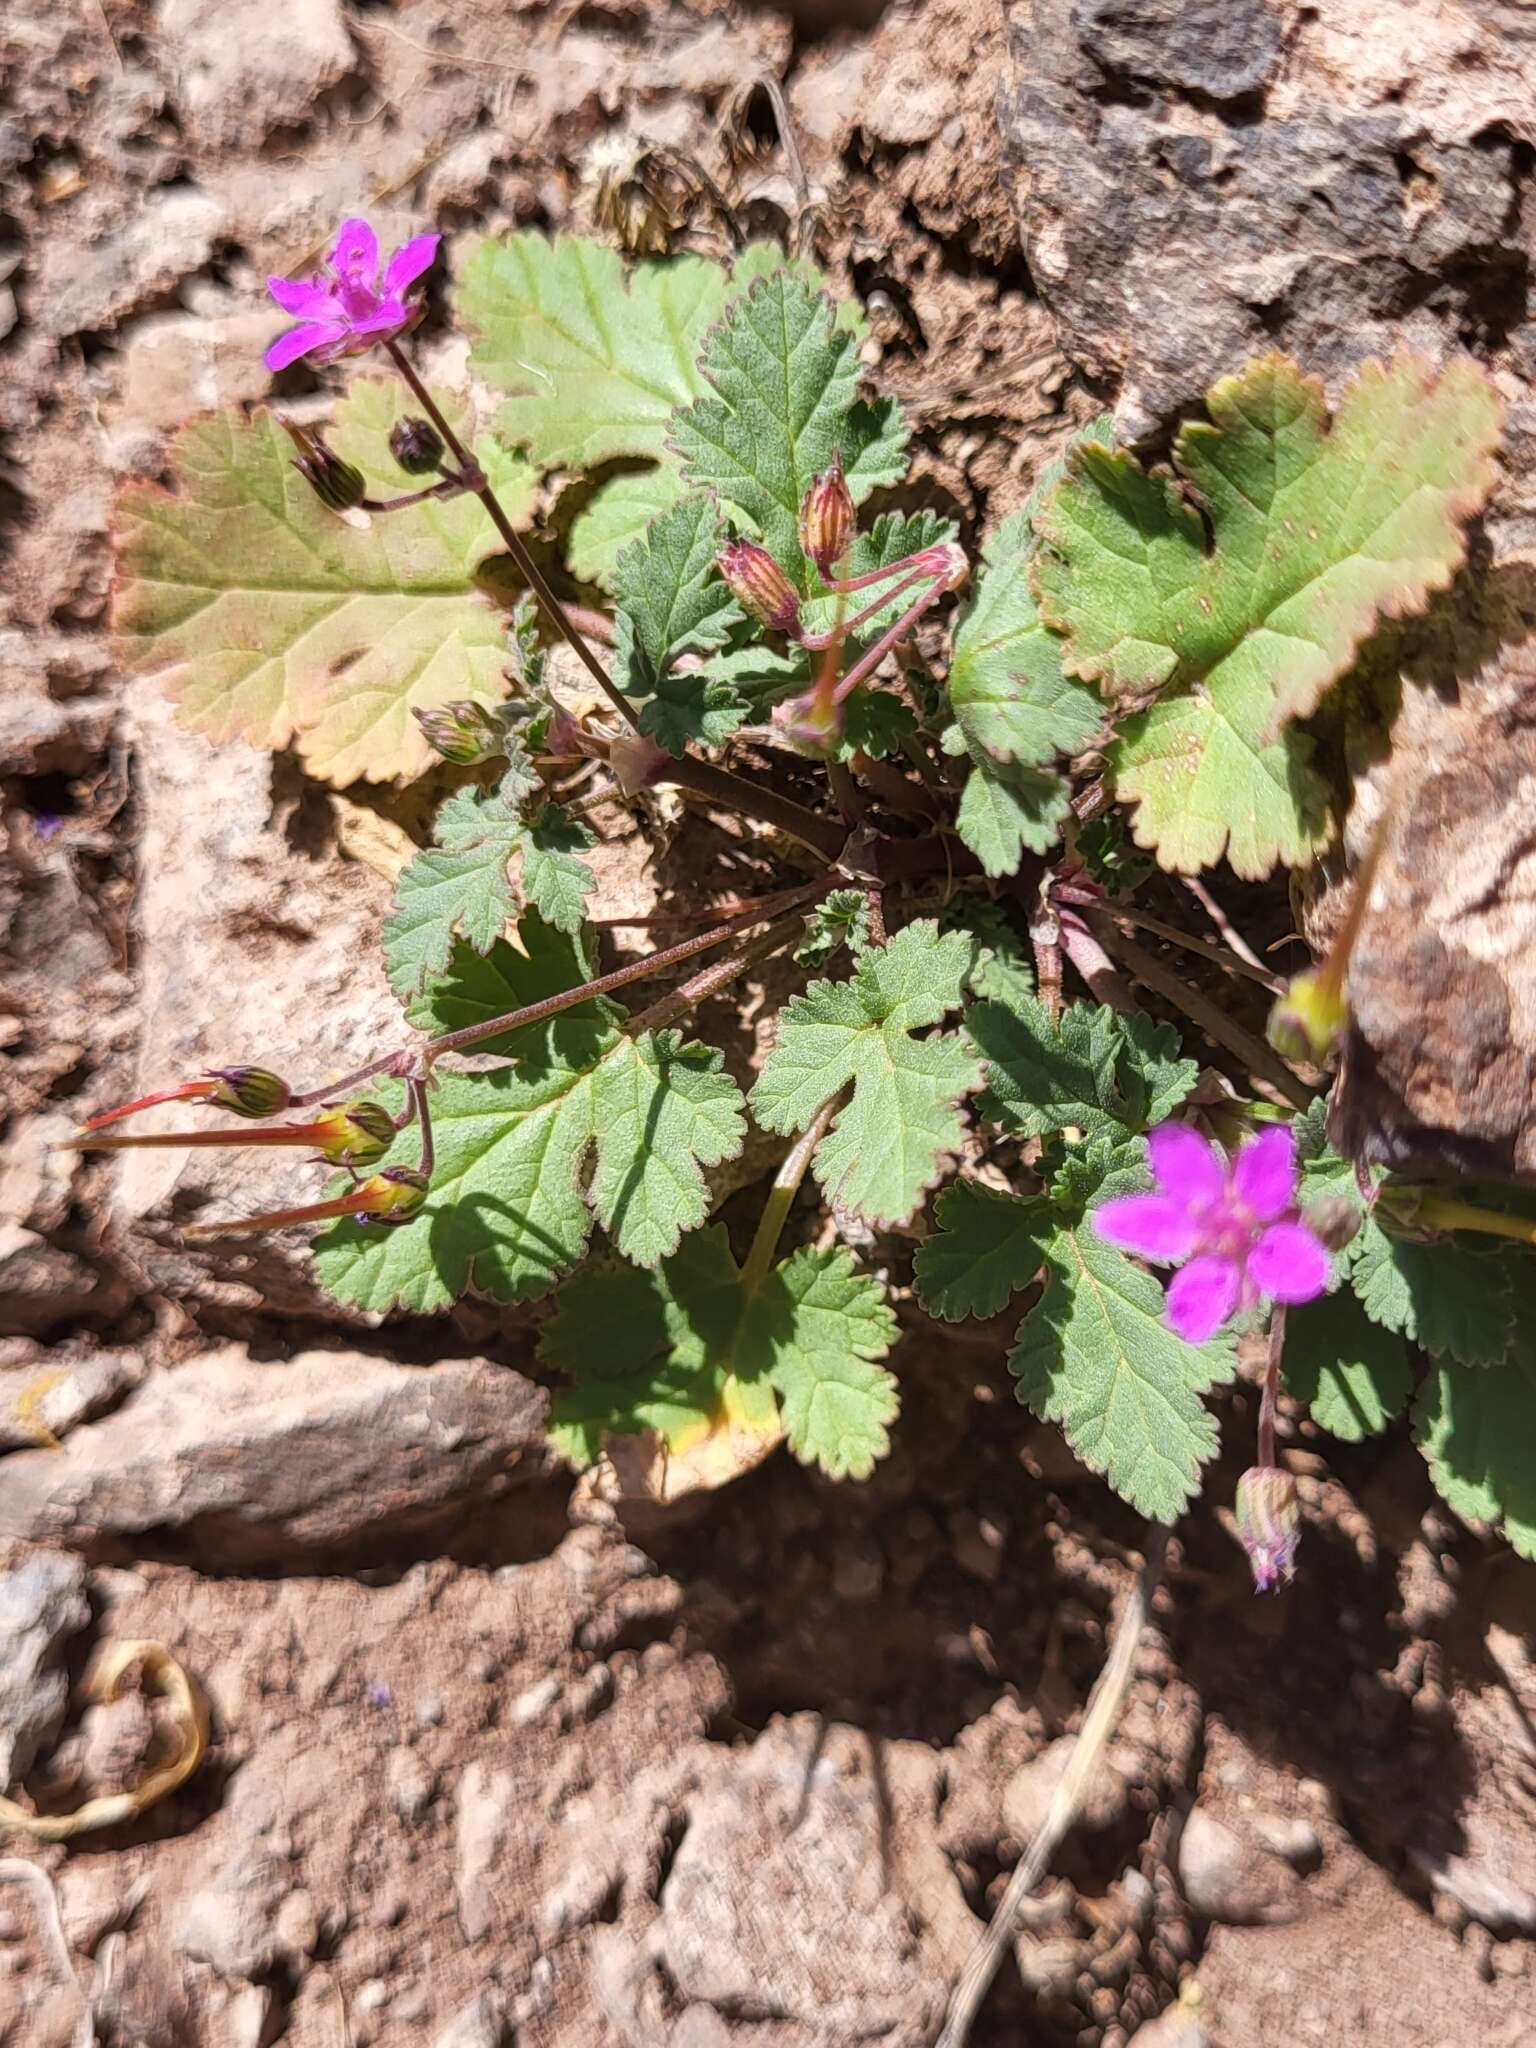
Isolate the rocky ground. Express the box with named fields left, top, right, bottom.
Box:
left=2, top=0, right=1535, bottom=2044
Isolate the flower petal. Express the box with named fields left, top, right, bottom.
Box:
left=1232, top=1125, right=1298, bottom=1221
left=1147, top=1124, right=1225, bottom=1209
left=329, top=216, right=380, bottom=282
left=266, top=274, right=339, bottom=318
left=1093, top=1194, right=1200, bottom=1262
left=1165, top=1256, right=1241, bottom=1343
left=264, top=320, right=347, bottom=370
left=1248, top=1221, right=1330, bottom=1304
left=383, top=232, right=441, bottom=295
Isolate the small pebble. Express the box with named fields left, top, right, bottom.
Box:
left=355, top=1978, right=389, bottom=2015
left=510, top=1676, right=561, bottom=1725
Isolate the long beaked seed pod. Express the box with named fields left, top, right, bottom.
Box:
left=74, top=1066, right=294, bottom=1136
left=181, top=1166, right=430, bottom=1241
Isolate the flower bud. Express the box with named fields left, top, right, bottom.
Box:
left=798, top=453, right=854, bottom=578
left=413, top=699, right=504, bottom=767
left=772, top=686, right=844, bottom=759
left=389, top=415, right=446, bottom=474
left=916, top=539, right=971, bottom=595
left=1267, top=966, right=1350, bottom=1065
left=609, top=729, right=668, bottom=797
left=280, top=418, right=366, bottom=513
left=312, top=1100, right=396, bottom=1168
left=716, top=539, right=802, bottom=634
left=1303, top=1193, right=1360, bottom=1253
left=204, top=1067, right=293, bottom=1119
left=1234, top=1465, right=1301, bottom=1592
left=356, top=1165, right=430, bottom=1225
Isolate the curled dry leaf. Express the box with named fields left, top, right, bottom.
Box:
left=0, top=1640, right=209, bottom=1843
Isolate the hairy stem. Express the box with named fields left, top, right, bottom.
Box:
left=657, top=754, right=846, bottom=861
left=384, top=339, right=637, bottom=731
left=1258, top=1303, right=1286, bottom=1470
left=624, top=909, right=809, bottom=1038
left=1100, top=902, right=1285, bottom=995
left=740, top=1093, right=842, bottom=1294
left=1057, top=910, right=1133, bottom=1012
left=1395, top=1193, right=1536, bottom=1246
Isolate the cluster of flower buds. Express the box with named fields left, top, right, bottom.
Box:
left=279, top=419, right=367, bottom=513
left=413, top=698, right=507, bottom=767
left=389, top=415, right=445, bottom=475
left=1234, top=1465, right=1301, bottom=1592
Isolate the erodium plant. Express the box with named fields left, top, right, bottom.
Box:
left=91, top=216, right=1536, bottom=1571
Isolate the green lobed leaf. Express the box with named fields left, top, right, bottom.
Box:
left=794, top=888, right=872, bottom=969
left=670, top=271, right=908, bottom=593
left=1034, top=352, right=1502, bottom=876
left=314, top=1024, right=746, bottom=1312
left=968, top=996, right=1197, bottom=1141
left=946, top=510, right=1102, bottom=770
left=914, top=1180, right=1051, bottom=1323
left=543, top=1224, right=898, bottom=1480
left=1349, top=1221, right=1516, bottom=1368
left=113, top=381, right=537, bottom=784
left=1009, top=1200, right=1238, bottom=1520
left=612, top=495, right=743, bottom=694
left=954, top=756, right=1074, bottom=877
left=1415, top=1349, right=1536, bottom=1560
left=401, top=920, right=611, bottom=1061
left=568, top=466, right=690, bottom=590
left=751, top=921, right=984, bottom=1229
left=956, top=898, right=1035, bottom=1008
left=381, top=788, right=594, bottom=1000
left=1284, top=1289, right=1413, bottom=1441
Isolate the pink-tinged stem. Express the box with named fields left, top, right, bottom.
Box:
left=830, top=576, right=950, bottom=706
left=182, top=1191, right=381, bottom=1240
left=384, top=340, right=637, bottom=733
left=798, top=567, right=928, bottom=650
left=290, top=1053, right=409, bottom=1111
left=1258, top=1304, right=1286, bottom=1469
left=408, top=1076, right=435, bottom=1178
left=823, top=552, right=940, bottom=597
left=71, top=1124, right=346, bottom=1154
left=76, top=1083, right=215, bottom=1133
left=655, top=756, right=847, bottom=862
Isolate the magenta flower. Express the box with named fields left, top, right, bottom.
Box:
left=1094, top=1124, right=1330, bottom=1344
left=265, top=218, right=441, bottom=372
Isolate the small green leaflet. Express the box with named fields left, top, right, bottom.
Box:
left=794, top=889, right=872, bottom=969
left=1415, top=1349, right=1536, bottom=1561
left=112, top=381, right=537, bottom=785
left=751, top=922, right=984, bottom=1229
left=954, top=757, right=1074, bottom=877
left=382, top=786, right=595, bottom=1000
left=670, top=271, right=908, bottom=593
left=1284, top=1289, right=1412, bottom=1441
left=957, top=898, right=1035, bottom=1008
left=913, top=1180, right=1051, bottom=1323
left=543, top=1225, right=899, bottom=1481
left=968, top=997, right=1197, bottom=1141
left=1033, top=353, right=1502, bottom=876
left=945, top=510, right=1102, bottom=770
left=610, top=495, right=748, bottom=751
left=1009, top=1195, right=1238, bottom=1520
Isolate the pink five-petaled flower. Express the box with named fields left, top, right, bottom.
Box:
left=265, top=218, right=441, bottom=371
left=1094, top=1124, right=1330, bottom=1344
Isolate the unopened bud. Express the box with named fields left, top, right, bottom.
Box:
left=798, top=453, right=854, bottom=578
left=609, top=729, right=668, bottom=797
left=413, top=699, right=504, bottom=766
left=204, top=1067, right=292, bottom=1119
left=280, top=418, right=366, bottom=513
left=1303, top=1193, right=1361, bottom=1253
left=312, top=1100, right=396, bottom=1167
left=389, top=415, right=446, bottom=474
left=357, top=1165, right=430, bottom=1225
left=772, top=686, right=844, bottom=759
left=1234, top=1465, right=1301, bottom=1592
left=1267, top=967, right=1350, bottom=1065
left=916, top=539, right=970, bottom=595
left=717, top=538, right=802, bottom=634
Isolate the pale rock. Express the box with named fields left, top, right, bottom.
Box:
left=160, top=0, right=357, bottom=151
left=0, top=1350, right=145, bottom=1453
left=1002, top=1734, right=1132, bottom=1844
left=33, top=187, right=229, bottom=338
left=433, top=1989, right=508, bottom=2048
left=0, top=1551, right=90, bottom=1786
left=863, top=48, right=956, bottom=145
left=110, top=309, right=289, bottom=456
left=387, top=1748, right=435, bottom=1824
left=0, top=1345, right=550, bottom=1563
left=1250, top=1810, right=1324, bottom=1872
left=455, top=1762, right=518, bottom=1941
left=1178, top=1805, right=1300, bottom=1925
left=0, top=1225, right=115, bottom=1338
